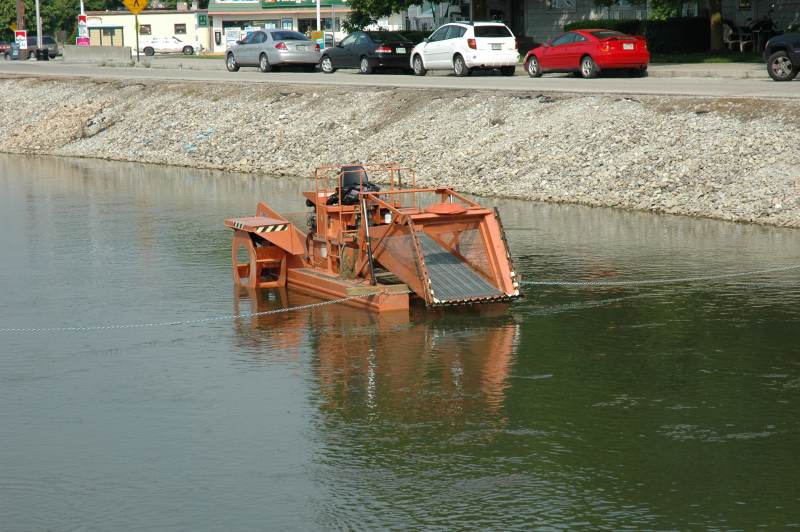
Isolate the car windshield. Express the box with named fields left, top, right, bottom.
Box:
left=474, top=25, right=512, bottom=38
left=590, top=30, right=627, bottom=39
left=365, top=32, right=411, bottom=43
left=271, top=31, right=309, bottom=41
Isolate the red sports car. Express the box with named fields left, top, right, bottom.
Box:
left=523, top=29, right=649, bottom=79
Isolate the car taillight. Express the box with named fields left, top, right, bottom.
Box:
left=600, top=42, right=611, bottom=52
left=375, top=46, right=392, bottom=53
left=467, top=38, right=477, bottom=50
left=275, top=42, right=288, bottom=50
left=314, top=43, right=320, bottom=52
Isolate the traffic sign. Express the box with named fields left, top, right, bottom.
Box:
left=10, top=23, right=17, bottom=31
left=123, top=0, right=146, bottom=15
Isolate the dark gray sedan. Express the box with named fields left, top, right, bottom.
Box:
left=320, top=31, right=413, bottom=74
left=226, top=29, right=320, bottom=73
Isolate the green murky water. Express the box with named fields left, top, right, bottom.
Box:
left=1, top=154, right=799, bottom=530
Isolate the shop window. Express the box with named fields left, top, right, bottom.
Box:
left=139, top=24, right=151, bottom=35
left=175, top=23, right=187, bottom=35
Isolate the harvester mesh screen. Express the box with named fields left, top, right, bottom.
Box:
left=374, top=224, right=426, bottom=298
left=423, top=222, right=494, bottom=284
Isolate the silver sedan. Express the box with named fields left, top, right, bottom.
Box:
left=225, top=29, right=320, bottom=73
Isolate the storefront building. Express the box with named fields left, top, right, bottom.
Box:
left=85, top=9, right=213, bottom=51
left=207, top=0, right=351, bottom=53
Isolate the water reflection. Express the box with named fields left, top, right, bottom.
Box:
left=234, top=287, right=520, bottom=422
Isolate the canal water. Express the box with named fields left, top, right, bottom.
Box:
left=1, top=154, right=799, bottom=530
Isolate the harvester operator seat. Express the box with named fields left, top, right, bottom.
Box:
left=326, top=165, right=379, bottom=206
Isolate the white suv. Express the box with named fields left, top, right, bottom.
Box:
left=410, top=22, right=518, bottom=77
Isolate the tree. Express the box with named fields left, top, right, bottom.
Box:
left=344, top=0, right=478, bottom=31
left=0, top=0, right=124, bottom=41
left=343, top=0, right=415, bottom=30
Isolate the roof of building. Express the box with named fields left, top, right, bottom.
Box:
left=86, top=9, right=208, bottom=15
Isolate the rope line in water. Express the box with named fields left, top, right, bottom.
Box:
left=1, top=263, right=798, bottom=334
left=0, top=293, right=376, bottom=334
left=522, top=264, right=800, bottom=287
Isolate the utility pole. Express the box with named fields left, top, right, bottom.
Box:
left=16, top=0, right=25, bottom=30
left=35, top=0, right=43, bottom=50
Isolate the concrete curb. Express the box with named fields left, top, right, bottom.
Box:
left=648, top=68, right=767, bottom=80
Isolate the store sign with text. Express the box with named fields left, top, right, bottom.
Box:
left=15, top=30, right=27, bottom=50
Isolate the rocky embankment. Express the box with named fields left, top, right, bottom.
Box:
left=1, top=76, right=798, bottom=227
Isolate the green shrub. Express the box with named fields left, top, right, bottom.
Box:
left=397, top=30, right=432, bottom=46
left=564, top=17, right=710, bottom=54
left=517, top=36, right=541, bottom=54
left=645, top=17, right=709, bottom=53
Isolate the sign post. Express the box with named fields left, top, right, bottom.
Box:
left=15, top=0, right=24, bottom=35
left=122, top=0, right=146, bottom=62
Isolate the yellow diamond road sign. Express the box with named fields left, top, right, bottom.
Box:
left=123, top=0, right=146, bottom=15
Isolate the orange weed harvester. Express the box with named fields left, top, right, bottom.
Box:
left=225, top=164, right=521, bottom=313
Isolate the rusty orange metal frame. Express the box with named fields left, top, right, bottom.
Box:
left=225, top=164, right=521, bottom=313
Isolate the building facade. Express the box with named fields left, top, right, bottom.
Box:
left=207, top=0, right=351, bottom=53
left=522, top=0, right=800, bottom=43
left=82, top=0, right=800, bottom=54
left=85, top=9, right=213, bottom=51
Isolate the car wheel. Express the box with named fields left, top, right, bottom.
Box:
left=413, top=55, right=427, bottom=76
left=500, top=65, right=515, bottom=76
left=258, top=53, right=272, bottom=73
left=226, top=53, right=239, bottom=72
left=359, top=56, right=374, bottom=74
left=453, top=54, right=470, bottom=77
left=526, top=56, right=542, bottom=78
left=182, top=46, right=194, bottom=55
left=320, top=55, right=336, bottom=74
left=767, top=51, right=798, bottom=82
left=144, top=47, right=155, bottom=57
left=580, top=55, right=599, bottom=79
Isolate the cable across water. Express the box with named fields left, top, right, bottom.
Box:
left=521, top=264, right=800, bottom=287
left=1, top=263, right=798, bottom=334
left=0, top=293, right=374, bottom=334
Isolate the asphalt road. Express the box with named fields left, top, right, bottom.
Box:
left=1, top=58, right=797, bottom=99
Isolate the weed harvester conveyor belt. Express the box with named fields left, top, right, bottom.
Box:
left=415, top=233, right=504, bottom=303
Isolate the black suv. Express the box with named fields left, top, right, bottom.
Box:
left=764, top=32, right=800, bottom=81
